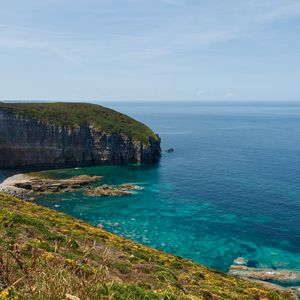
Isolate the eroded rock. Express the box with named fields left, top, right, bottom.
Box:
left=229, top=265, right=300, bottom=282
left=233, top=257, right=247, bottom=266
left=0, top=174, right=103, bottom=199
left=14, top=175, right=102, bottom=193
left=85, top=185, right=132, bottom=197
left=119, top=183, right=142, bottom=190
left=85, top=183, right=141, bottom=197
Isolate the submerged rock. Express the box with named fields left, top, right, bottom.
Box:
left=247, top=259, right=259, bottom=268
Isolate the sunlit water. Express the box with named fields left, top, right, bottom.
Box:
left=30, top=102, right=300, bottom=276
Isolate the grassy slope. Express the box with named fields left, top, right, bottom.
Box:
left=0, top=193, right=294, bottom=300
left=0, top=102, right=158, bottom=144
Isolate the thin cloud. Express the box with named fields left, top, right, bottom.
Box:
left=224, top=92, right=238, bottom=100
left=0, top=0, right=299, bottom=64
left=196, top=90, right=204, bottom=96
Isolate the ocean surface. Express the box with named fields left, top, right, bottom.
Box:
left=33, top=102, right=300, bottom=278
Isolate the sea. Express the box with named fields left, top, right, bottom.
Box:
left=5, top=101, right=300, bottom=282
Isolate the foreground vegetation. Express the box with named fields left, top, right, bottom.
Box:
left=0, top=193, right=294, bottom=300
left=0, top=102, right=158, bottom=144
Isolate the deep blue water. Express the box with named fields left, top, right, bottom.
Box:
left=34, top=102, right=300, bottom=273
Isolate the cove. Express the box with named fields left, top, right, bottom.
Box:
left=36, top=101, right=300, bottom=274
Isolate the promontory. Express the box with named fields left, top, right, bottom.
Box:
left=0, top=102, right=161, bottom=169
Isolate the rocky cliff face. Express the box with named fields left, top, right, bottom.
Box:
left=0, top=109, right=161, bottom=170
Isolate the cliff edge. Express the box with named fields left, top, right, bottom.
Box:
left=0, top=102, right=161, bottom=169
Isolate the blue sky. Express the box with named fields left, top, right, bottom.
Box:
left=0, top=0, right=300, bottom=101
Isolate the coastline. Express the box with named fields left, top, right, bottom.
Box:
left=0, top=172, right=141, bottom=199
left=0, top=170, right=299, bottom=298
left=0, top=173, right=33, bottom=200
left=1, top=173, right=32, bottom=187
left=0, top=192, right=297, bottom=299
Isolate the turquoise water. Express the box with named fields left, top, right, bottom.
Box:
left=36, top=102, right=300, bottom=275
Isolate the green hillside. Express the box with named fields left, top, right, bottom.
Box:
left=0, top=193, right=293, bottom=300
left=0, top=102, right=158, bottom=144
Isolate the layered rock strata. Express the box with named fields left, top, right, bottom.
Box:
left=0, top=105, right=161, bottom=170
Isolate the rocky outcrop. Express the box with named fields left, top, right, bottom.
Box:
left=13, top=175, right=102, bottom=193
left=0, top=173, right=142, bottom=199
left=0, top=107, right=161, bottom=170
left=229, top=264, right=300, bottom=282
left=85, top=183, right=142, bottom=197
left=0, top=174, right=103, bottom=200
left=228, top=258, right=300, bottom=298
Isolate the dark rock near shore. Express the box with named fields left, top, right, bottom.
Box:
left=165, top=148, right=174, bottom=153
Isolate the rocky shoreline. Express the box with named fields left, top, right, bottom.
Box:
left=229, top=257, right=300, bottom=298
left=0, top=172, right=299, bottom=298
left=0, top=173, right=142, bottom=200
left=0, top=174, right=102, bottom=200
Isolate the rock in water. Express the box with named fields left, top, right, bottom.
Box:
left=0, top=174, right=103, bottom=199
left=0, top=102, right=161, bottom=169
left=14, top=175, right=102, bottom=193
left=229, top=265, right=300, bottom=282
left=119, top=183, right=142, bottom=190
left=233, top=257, right=248, bottom=266
left=166, top=148, right=174, bottom=153
left=85, top=183, right=142, bottom=197
left=85, top=185, right=132, bottom=197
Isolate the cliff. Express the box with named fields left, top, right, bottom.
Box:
left=0, top=102, right=161, bottom=169
left=0, top=193, right=295, bottom=300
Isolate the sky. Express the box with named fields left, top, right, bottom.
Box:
left=0, top=0, right=300, bottom=102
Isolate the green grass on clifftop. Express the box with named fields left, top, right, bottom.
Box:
left=0, top=102, right=158, bottom=144
left=0, top=193, right=294, bottom=300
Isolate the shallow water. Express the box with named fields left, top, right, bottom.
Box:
left=35, top=102, right=300, bottom=273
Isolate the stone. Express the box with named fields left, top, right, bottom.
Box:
left=233, top=257, right=247, bottom=266
left=13, top=175, right=102, bottom=193
left=0, top=174, right=103, bottom=200
left=166, top=148, right=174, bottom=153
left=119, top=183, right=142, bottom=190
left=85, top=185, right=132, bottom=197
left=229, top=265, right=300, bottom=282
left=85, top=183, right=142, bottom=197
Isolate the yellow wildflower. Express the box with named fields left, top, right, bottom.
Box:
left=65, top=258, right=77, bottom=267
left=42, top=252, right=55, bottom=261
left=0, top=288, right=19, bottom=300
